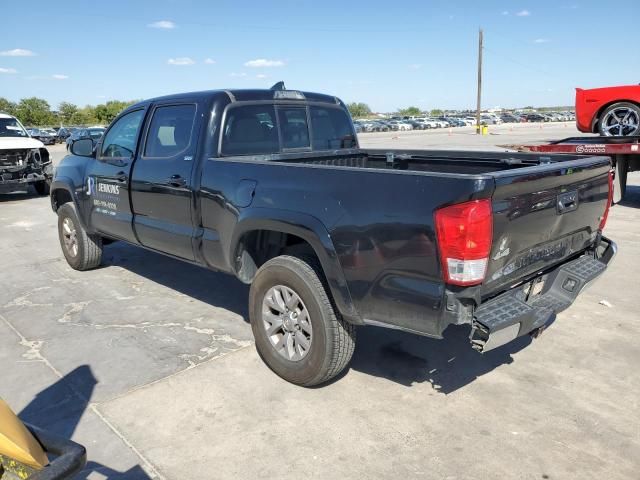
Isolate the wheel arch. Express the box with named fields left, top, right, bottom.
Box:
left=229, top=209, right=361, bottom=324
left=592, top=99, right=640, bottom=132
left=50, top=177, right=90, bottom=230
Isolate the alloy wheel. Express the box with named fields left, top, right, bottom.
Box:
left=262, top=285, right=312, bottom=361
left=601, top=107, right=640, bottom=136
left=62, top=217, right=78, bottom=257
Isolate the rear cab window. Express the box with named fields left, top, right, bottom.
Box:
left=144, top=104, right=197, bottom=158
left=220, top=102, right=356, bottom=156
left=278, top=107, right=310, bottom=150
left=309, top=106, right=356, bottom=150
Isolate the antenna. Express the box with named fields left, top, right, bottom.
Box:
left=270, top=81, right=286, bottom=91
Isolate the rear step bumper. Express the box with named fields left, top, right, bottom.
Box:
left=470, top=236, right=617, bottom=352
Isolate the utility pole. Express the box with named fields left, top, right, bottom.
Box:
left=476, top=28, right=483, bottom=134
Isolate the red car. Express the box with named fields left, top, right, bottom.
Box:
left=575, top=84, right=640, bottom=136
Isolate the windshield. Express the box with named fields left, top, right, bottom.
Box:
left=0, top=117, right=29, bottom=138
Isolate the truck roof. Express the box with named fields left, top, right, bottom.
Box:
left=130, top=88, right=341, bottom=110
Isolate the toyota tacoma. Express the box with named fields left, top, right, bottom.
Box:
left=50, top=85, right=617, bottom=386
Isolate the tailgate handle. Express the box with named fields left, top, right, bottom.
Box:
left=557, top=191, right=579, bottom=214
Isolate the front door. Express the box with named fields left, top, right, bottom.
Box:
left=88, top=108, right=147, bottom=243
left=130, top=102, right=200, bottom=261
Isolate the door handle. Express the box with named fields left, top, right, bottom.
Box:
left=115, top=171, right=128, bottom=183
left=168, top=174, right=187, bottom=188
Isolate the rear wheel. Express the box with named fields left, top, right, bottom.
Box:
left=598, top=102, right=640, bottom=136
left=57, top=203, right=103, bottom=270
left=249, top=255, right=356, bottom=386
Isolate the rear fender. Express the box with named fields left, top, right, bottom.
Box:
left=230, top=208, right=361, bottom=324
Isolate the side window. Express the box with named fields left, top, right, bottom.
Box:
left=278, top=107, right=310, bottom=149
left=310, top=106, right=356, bottom=150
left=100, top=109, right=145, bottom=159
left=144, top=104, right=196, bottom=158
left=221, top=104, right=278, bottom=156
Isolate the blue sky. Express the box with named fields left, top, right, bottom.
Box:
left=1, top=0, right=638, bottom=112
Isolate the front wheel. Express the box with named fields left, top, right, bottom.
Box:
left=57, top=203, right=103, bottom=270
left=249, top=255, right=356, bottom=386
left=598, top=102, right=640, bottom=136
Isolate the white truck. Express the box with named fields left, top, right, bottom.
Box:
left=0, top=113, right=52, bottom=195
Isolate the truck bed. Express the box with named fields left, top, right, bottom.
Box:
left=278, top=148, right=596, bottom=175
left=204, top=147, right=611, bottom=338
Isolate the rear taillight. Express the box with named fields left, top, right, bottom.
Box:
left=599, top=170, right=614, bottom=231
left=434, top=199, right=493, bottom=286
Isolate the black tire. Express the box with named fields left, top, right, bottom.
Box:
left=57, top=203, right=103, bottom=270
left=249, top=255, right=356, bottom=386
left=33, top=180, right=50, bottom=196
left=598, top=102, right=640, bottom=136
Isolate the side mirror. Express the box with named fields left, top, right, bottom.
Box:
left=70, top=138, right=95, bottom=157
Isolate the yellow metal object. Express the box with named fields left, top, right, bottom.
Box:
left=0, top=399, right=48, bottom=470
left=482, top=125, right=489, bottom=135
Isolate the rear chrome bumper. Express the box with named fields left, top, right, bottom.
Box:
left=470, top=236, right=617, bottom=352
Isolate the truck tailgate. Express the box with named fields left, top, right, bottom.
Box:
left=483, top=156, right=611, bottom=298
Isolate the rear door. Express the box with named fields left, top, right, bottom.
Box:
left=484, top=157, right=611, bottom=296
left=88, top=108, right=147, bottom=242
left=130, top=101, right=200, bottom=260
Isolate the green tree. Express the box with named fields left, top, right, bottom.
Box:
left=430, top=108, right=443, bottom=116
left=347, top=102, right=372, bottom=119
left=58, top=102, right=79, bottom=124
left=0, top=97, right=16, bottom=116
left=14, top=97, right=54, bottom=126
left=93, top=100, right=135, bottom=124
left=69, top=106, right=98, bottom=126
left=397, top=106, right=422, bottom=117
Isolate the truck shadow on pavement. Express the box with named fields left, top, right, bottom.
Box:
left=347, top=324, right=539, bottom=393
left=18, top=365, right=152, bottom=479
left=101, top=241, right=547, bottom=394
left=103, top=241, right=250, bottom=321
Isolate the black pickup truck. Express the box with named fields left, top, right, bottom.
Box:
left=50, top=85, right=617, bottom=386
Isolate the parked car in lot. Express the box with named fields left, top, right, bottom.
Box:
left=405, top=119, right=424, bottom=130
left=56, top=127, right=73, bottom=142
left=416, top=118, right=439, bottom=129
left=52, top=85, right=616, bottom=386
left=500, top=113, right=521, bottom=123
left=0, top=113, right=52, bottom=195
left=27, top=127, right=56, bottom=145
left=576, top=84, right=640, bottom=136
left=522, top=113, right=547, bottom=123
left=65, top=127, right=106, bottom=151
left=42, top=127, right=58, bottom=138
left=388, top=120, right=412, bottom=131
left=444, top=117, right=465, bottom=127
left=480, top=114, right=503, bottom=125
